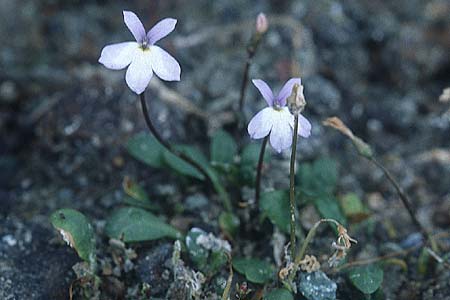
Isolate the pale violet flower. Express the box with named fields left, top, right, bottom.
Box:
left=99, top=11, right=181, bottom=94
left=248, top=78, right=311, bottom=153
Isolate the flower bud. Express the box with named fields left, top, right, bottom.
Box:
left=287, top=83, right=306, bottom=115
left=256, top=13, right=268, bottom=34
left=323, top=117, right=374, bottom=158
left=439, top=87, right=450, bottom=102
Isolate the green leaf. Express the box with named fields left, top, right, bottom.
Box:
left=50, top=209, right=96, bottom=263
left=186, top=228, right=209, bottom=269
left=163, top=145, right=206, bottom=180
left=166, top=145, right=231, bottom=210
left=126, top=132, right=165, bottom=168
left=241, top=143, right=265, bottom=165
left=105, top=207, right=182, bottom=242
left=314, top=196, right=347, bottom=226
left=298, top=271, right=337, bottom=300
left=260, top=190, right=290, bottom=233
left=265, top=288, right=293, bottom=300
left=219, top=212, right=240, bottom=237
left=348, top=264, right=384, bottom=295
left=185, top=228, right=228, bottom=276
left=313, top=158, right=338, bottom=192
left=210, top=129, right=237, bottom=164
left=122, top=176, right=158, bottom=211
left=233, top=258, right=274, bottom=284
left=339, top=193, right=369, bottom=222
left=239, top=143, right=270, bottom=185
left=298, top=158, right=338, bottom=197
left=417, top=247, right=432, bottom=275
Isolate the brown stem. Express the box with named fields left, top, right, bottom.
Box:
left=289, top=115, right=299, bottom=259
left=255, top=136, right=268, bottom=206
left=238, top=34, right=263, bottom=113
left=369, top=157, right=432, bottom=243
left=139, top=93, right=232, bottom=211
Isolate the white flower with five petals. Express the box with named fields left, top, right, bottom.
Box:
left=99, top=11, right=181, bottom=94
left=248, top=78, right=311, bottom=153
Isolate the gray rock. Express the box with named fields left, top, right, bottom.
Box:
left=0, top=218, right=78, bottom=300
left=298, top=270, right=337, bottom=300
left=136, top=243, right=173, bottom=298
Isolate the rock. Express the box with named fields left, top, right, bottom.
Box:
left=297, top=270, right=337, bottom=300
left=136, top=243, right=173, bottom=298
left=304, top=76, right=342, bottom=115
left=421, top=271, right=450, bottom=300
left=303, top=0, right=360, bottom=45
left=0, top=218, right=78, bottom=300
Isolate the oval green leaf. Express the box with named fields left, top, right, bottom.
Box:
left=260, top=190, right=290, bottom=233
left=210, top=129, right=237, bottom=165
left=105, top=207, right=182, bottom=242
left=314, top=196, right=347, bottom=226
left=265, top=288, right=293, bottom=300
left=348, top=264, right=383, bottom=295
left=163, top=145, right=206, bottom=180
left=233, top=258, right=274, bottom=284
left=126, top=132, right=165, bottom=168
left=50, top=208, right=96, bottom=263
left=219, top=212, right=240, bottom=237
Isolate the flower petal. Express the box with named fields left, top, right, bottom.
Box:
left=248, top=107, right=276, bottom=139
left=269, top=108, right=294, bottom=153
left=252, top=79, right=274, bottom=106
left=149, top=46, right=181, bottom=81
left=125, top=50, right=153, bottom=94
left=277, top=78, right=302, bottom=106
left=297, top=114, right=312, bottom=138
left=123, top=11, right=146, bottom=43
left=98, top=42, right=138, bottom=70
left=147, top=18, right=177, bottom=45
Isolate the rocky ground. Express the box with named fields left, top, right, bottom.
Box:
left=1, top=0, right=449, bottom=299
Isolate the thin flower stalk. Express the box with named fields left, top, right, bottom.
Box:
left=99, top=11, right=232, bottom=212
left=323, top=117, right=432, bottom=244
left=369, top=157, right=433, bottom=245
left=286, top=83, right=307, bottom=259
left=254, top=136, right=268, bottom=206
left=238, top=13, right=268, bottom=113
left=248, top=79, right=311, bottom=260
left=289, top=114, right=299, bottom=259
left=140, top=93, right=232, bottom=212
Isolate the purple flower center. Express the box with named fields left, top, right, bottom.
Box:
left=273, top=98, right=283, bottom=109
left=140, top=37, right=150, bottom=50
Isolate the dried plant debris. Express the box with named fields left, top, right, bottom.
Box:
left=169, top=240, right=206, bottom=300
left=298, top=255, right=321, bottom=273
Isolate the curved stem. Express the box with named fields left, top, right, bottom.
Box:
left=255, top=136, right=268, bottom=206
left=287, top=218, right=340, bottom=282
left=237, top=33, right=264, bottom=134
left=294, top=219, right=340, bottom=266
left=238, top=34, right=262, bottom=112
left=289, top=115, right=299, bottom=259
left=238, top=59, right=252, bottom=112
left=139, top=93, right=232, bottom=211
left=369, top=157, right=432, bottom=243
